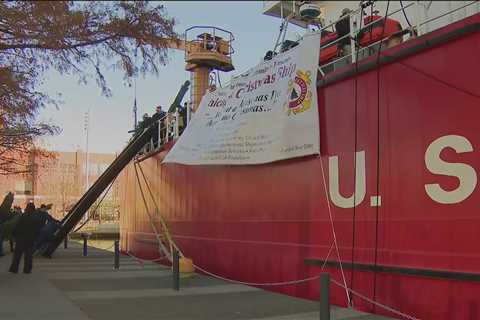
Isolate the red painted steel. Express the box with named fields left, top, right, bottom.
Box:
left=120, top=14, right=480, bottom=320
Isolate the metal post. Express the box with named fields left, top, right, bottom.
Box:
left=461, top=0, right=468, bottom=19
left=158, top=119, right=162, bottom=146
left=114, top=240, right=120, bottom=270
left=64, top=235, right=68, bottom=249
left=172, top=249, right=180, bottom=291
left=349, top=10, right=357, bottom=63
left=165, top=116, right=170, bottom=142
left=414, top=1, right=423, bottom=37
left=83, top=111, right=90, bottom=223
left=423, top=2, right=430, bottom=34
left=82, top=234, right=88, bottom=257
left=320, top=273, right=330, bottom=320
left=174, top=109, right=180, bottom=138
left=448, top=1, right=454, bottom=23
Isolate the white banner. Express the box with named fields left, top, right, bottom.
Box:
left=163, top=33, right=320, bottom=165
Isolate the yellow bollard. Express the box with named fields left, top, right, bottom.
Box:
left=179, top=257, right=195, bottom=274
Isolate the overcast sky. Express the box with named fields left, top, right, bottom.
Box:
left=38, top=1, right=306, bottom=154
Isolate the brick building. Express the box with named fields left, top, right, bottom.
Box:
left=0, top=150, right=119, bottom=220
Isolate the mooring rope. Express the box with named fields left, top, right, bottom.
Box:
left=133, top=161, right=172, bottom=261
left=330, top=278, right=420, bottom=320
left=319, top=155, right=351, bottom=306
left=191, top=242, right=334, bottom=287
left=135, top=160, right=184, bottom=257
left=124, top=250, right=166, bottom=264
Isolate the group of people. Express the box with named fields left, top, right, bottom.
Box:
left=0, top=192, right=60, bottom=274
left=137, top=104, right=190, bottom=153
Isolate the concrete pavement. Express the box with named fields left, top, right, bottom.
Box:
left=0, top=241, right=395, bottom=320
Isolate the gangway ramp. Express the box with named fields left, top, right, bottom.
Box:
left=43, top=112, right=164, bottom=257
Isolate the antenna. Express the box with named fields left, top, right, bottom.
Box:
left=133, top=48, right=138, bottom=130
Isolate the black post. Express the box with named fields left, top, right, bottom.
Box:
left=82, top=233, right=88, bottom=257
left=114, top=240, right=120, bottom=270
left=320, top=273, right=330, bottom=320
left=64, top=235, right=68, bottom=249
left=172, top=249, right=180, bottom=291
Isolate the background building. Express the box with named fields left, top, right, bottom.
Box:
left=0, top=150, right=119, bottom=221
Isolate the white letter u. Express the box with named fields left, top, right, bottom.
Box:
left=328, top=151, right=366, bottom=208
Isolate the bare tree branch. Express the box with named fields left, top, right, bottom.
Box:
left=0, top=1, right=177, bottom=175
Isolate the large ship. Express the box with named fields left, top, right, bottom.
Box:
left=118, top=2, right=480, bottom=319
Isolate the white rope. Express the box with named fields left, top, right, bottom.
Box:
left=193, top=264, right=320, bottom=287
left=72, top=238, right=115, bottom=251
left=94, top=242, right=115, bottom=251
left=330, top=278, right=421, bottom=320
left=135, top=161, right=185, bottom=258
left=133, top=162, right=172, bottom=262
left=124, top=250, right=165, bottom=264
left=319, top=156, right=351, bottom=306
left=191, top=242, right=335, bottom=287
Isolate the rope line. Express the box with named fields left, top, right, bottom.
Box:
left=124, top=250, right=166, bottom=264
left=186, top=242, right=419, bottom=319
left=135, top=161, right=184, bottom=257
left=192, top=242, right=335, bottom=287
left=193, top=264, right=320, bottom=287
left=319, top=155, right=351, bottom=306
left=330, top=278, right=420, bottom=320
left=133, top=162, right=172, bottom=261
left=92, top=242, right=115, bottom=251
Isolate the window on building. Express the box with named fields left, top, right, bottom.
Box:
left=15, top=180, right=33, bottom=195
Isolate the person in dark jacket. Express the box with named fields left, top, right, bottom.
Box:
left=9, top=203, right=55, bottom=273
left=33, top=204, right=60, bottom=253
left=0, top=192, right=14, bottom=257
left=2, top=206, right=22, bottom=253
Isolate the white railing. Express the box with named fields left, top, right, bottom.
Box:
left=138, top=103, right=194, bottom=157
left=318, top=0, right=479, bottom=74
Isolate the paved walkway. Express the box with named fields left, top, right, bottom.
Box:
left=0, top=242, right=395, bottom=320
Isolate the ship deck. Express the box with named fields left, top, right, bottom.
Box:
left=0, top=241, right=395, bottom=320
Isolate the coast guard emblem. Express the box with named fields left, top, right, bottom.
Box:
left=285, top=70, right=312, bottom=116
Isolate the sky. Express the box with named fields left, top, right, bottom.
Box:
left=38, top=1, right=306, bottom=154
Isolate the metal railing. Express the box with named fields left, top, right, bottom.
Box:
left=317, top=0, right=479, bottom=75
left=138, top=103, right=194, bottom=157
left=184, top=26, right=235, bottom=59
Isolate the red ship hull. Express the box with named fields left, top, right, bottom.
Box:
left=120, top=14, right=480, bottom=320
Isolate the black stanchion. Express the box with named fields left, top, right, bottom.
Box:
left=64, top=235, right=68, bottom=249
left=114, top=240, right=120, bottom=270
left=82, top=233, right=88, bottom=257
left=172, top=249, right=180, bottom=291
left=320, top=273, right=330, bottom=320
